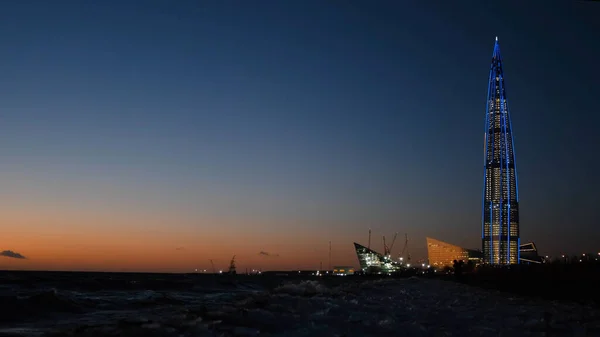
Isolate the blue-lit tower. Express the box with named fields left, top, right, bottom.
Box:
left=482, top=37, right=520, bottom=265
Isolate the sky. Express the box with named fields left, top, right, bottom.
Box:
left=1, top=0, right=599, bottom=272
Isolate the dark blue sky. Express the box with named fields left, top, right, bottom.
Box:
left=0, top=0, right=598, bottom=269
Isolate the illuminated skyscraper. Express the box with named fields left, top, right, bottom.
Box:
left=482, top=37, right=520, bottom=264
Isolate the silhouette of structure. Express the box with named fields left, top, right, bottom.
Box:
left=227, top=255, right=237, bottom=274
left=426, top=237, right=482, bottom=268
left=400, top=233, right=411, bottom=262
left=519, top=242, right=543, bottom=264
left=328, top=241, right=331, bottom=271
left=482, top=37, right=520, bottom=265
left=382, top=233, right=398, bottom=256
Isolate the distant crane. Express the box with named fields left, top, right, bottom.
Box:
left=400, top=233, right=411, bottom=262
left=388, top=232, right=398, bottom=255
left=209, top=259, right=216, bottom=274
left=383, top=232, right=398, bottom=256
left=228, top=255, right=237, bottom=275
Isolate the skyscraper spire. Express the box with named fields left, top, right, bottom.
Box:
left=482, top=38, right=520, bottom=265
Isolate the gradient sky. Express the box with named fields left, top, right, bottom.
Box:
left=1, top=1, right=599, bottom=272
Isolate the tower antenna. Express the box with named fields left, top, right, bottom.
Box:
left=328, top=241, right=332, bottom=271
left=368, top=228, right=371, bottom=249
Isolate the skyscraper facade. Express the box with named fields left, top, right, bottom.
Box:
left=482, top=37, right=520, bottom=265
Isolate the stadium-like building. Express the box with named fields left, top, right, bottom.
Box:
left=427, top=237, right=544, bottom=268
left=426, top=237, right=483, bottom=268
left=353, top=242, right=403, bottom=274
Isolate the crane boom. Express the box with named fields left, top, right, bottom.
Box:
left=400, top=233, right=410, bottom=261
left=383, top=236, right=388, bottom=256
left=389, top=232, right=398, bottom=253
left=228, top=255, right=237, bottom=275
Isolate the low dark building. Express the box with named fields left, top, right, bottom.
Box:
left=519, top=242, right=543, bottom=264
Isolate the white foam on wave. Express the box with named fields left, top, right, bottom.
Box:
left=272, top=280, right=330, bottom=297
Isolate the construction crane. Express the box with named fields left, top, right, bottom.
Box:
left=400, top=233, right=411, bottom=262
left=209, top=259, right=216, bottom=274
left=388, top=232, right=398, bottom=255
left=228, top=255, right=237, bottom=275
left=382, top=232, right=398, bottom=256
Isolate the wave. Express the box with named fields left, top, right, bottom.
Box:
left=0, top=272, right=599, bottom=337
left=0, top=290, right=85, bottom=324
left=272, top=280, right=330, bottom=297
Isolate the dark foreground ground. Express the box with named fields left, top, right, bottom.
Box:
left=446, top=263, right=600, bottom=305
left=0, top=268, right=599, bottom=336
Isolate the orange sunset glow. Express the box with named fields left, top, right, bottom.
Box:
left=1, top=201, right=364, bottom=272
